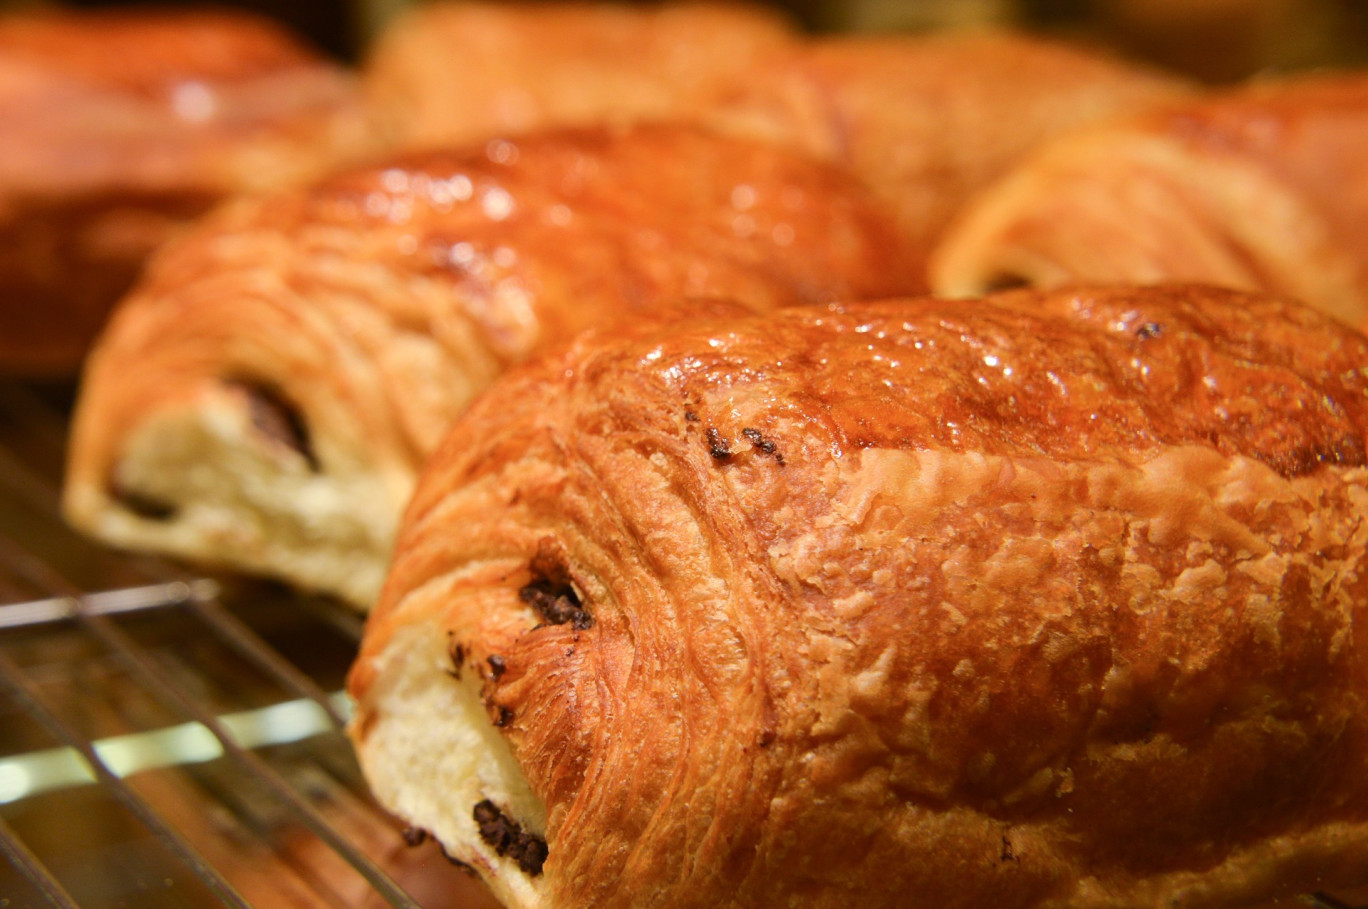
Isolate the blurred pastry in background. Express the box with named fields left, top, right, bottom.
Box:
left=930, top=69, right=1368, bottom=331
left=707, top=29, right=1190, bottom=276
left=366, top=3, right=1188, bottom=283
left=0, top=7, right=375, bottom=376
left=62, top=124, right=925, bottom=608
left=362, top=0, right=799, bottom=148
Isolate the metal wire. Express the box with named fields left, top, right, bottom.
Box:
left=0, top=563, right=421, bottom=906
left=184, top=596, right=350, bottom=729
left=0, top=644, right=251, bottom=908
left=71, top=601, right=419, bottom=908
left=0, top=812, right=81, bottom=909
left=0, top=382, right=430, bottom=908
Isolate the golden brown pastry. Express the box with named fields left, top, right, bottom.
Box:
left=366, top=4, right=1187, bottom=280
left=0, top=7, right=373, bottom=376
left=707, top=31, right=1190, bottom=272
left=362, top=0, right=798, bottom=148
left=348, top=283, right=1368, bottom=909
left=931, top=71, right=1368, bottom=331
left=62, top=124, right=924, bottom=607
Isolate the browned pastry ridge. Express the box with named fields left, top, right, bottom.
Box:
left=931, top=70, right=1368, bottom=331
left=0, top=7, right=373, bottom=376
left=62, top=124, right=924, bottom=607
left=348, top=284, right=1368, bottom=909
left=365, top=3, right=1187, bottom=282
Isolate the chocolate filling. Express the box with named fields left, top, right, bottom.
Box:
left=447, top=633, right=465, bottom=679
left=401, top=825, right=428, bottom=847
left=741, top=427, right=785, bottom=464
left=109, top=479, right=178, bottom=521
left=519, top=544, right=592, bottom=630
left=519, top=584, right=592, bottom=629
left=473, top=799, right=548, bottom=876
left=981, top=272, right=1030, bottom=293
left=226, top=380, right=319, bottom=471
left=706, top=427, right=732, bottom=460
left=1269, top=435, right=1368, bottom=476
left=1000, top=834, right=1018, bottom=863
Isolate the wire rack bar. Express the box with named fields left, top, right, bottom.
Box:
left=0, top=545, right=354, bottom=730
left=0, top=580, right=218, bottom=630
left=68, top=605, right=420, bottom=908
left=0, top=811, right=82, bottom=909
left=0, top=435, right=65, bottom=519
left=0, top=645, right=251, bottom=908
left=0, top=522, right=420, bottom=909
left=184, top=596, right=352, bottom=729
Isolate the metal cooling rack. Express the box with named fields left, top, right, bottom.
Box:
left=0, top=381, right=498, bottom=908
left=0, top=377, right=1361, bottom=909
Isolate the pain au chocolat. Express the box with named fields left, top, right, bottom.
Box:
left=931, top=70, right=1368, bottom=332
left=348, top=284, right=1368, bottom=908
left=0, top=7, right=372, bottom=376
left=62, top=124, right=923, bottom=607
left=365, top=3, right=1187, bottom=282
left=705, top=29, right=1188, bottom=274
left=362, top=0, right=798, bottom=148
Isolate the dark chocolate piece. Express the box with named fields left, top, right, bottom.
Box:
left=519, top=543, right=593, bottom=630
left=981, top=272, right=1029, bottom=293
left=109, top=480, right=178, bottom=520
left=447, top=633, right=465, bottom=679
left=706, top=427, right=732, bottom=459
left=741, top=427, right=785, bottom=464
left=473, top=799, right=549, bottom=876
left=227, top=379, right=319, bottom=471
left=1000, top=834, right=1018, bottom=863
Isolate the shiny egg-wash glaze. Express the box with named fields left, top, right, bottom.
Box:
left=63, top=124, right=924, bottom=607
left=369, top=5, right=1188, bottom=285
left=0, top=8, right=372, bottom=375
left=351, top=285, right=1368, bottom=908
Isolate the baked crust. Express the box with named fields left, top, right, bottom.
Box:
left=365, top=5, right=1185, bottom=282
left=0, top=8, right=372, bottom=375
left=931, top=71, right=1368, bottom=331
left=350, top=283, right=1368, bottom=908
left=62, top=124, right=924, bottom=607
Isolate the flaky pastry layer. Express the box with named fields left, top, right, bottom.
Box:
left=350, top=284, right=1368, bottom=908
left=931, top=71, right=1368, bottom=331
left=62, top=124, right=923, bottom=607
